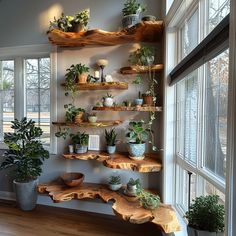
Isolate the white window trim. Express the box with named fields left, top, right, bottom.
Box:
left=0, top=44, right=57, bottom=154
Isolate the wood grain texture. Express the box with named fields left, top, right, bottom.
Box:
left=62, top=152, right=162, bottom=173
left=93, top=106, right=162, bottom=112
left=120, top=64, right=164, bottom=74
left=48, top=21, right=164, bottom=47
left=37, top=182, right=181, bottom=234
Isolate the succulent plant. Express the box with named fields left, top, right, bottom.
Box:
left=108, top=175, right=121, bottom=185
left=105, top=128, right=118, bottom=146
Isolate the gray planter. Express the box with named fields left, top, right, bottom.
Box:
left=13, top=179, right=38, bottom=211
left=75, top=144, right=88, bottom=154
left=107, top=145, right=116, bottom=154
left=187, top=226, right=224, bottom=236
left=122, top=14, right=139, bottom=28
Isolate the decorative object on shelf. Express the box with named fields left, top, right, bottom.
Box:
left=120, top=64, right=164, bottom=74
left=185, top=195, right=225, bottom=236
left=97, top=59, right=108, bottom=83
left=87, top=112, right=97, bottom=123
left=60, top=172, right=84, bottom=187
left=105, top=128, right=118, bottom=154
left=94, top=70, right=100, bottom=80
left=136, top=189, right=160, bottom=210
left=49, top=9, right=90, bottom=32
left=70, top=132, right=89, bottom=154
left=142, top=91, right=154, bottom=105
left=105, top=74, right=113, bottom=82
left=134, top=91, right=143, bottom=106
left=125, top=178, right=141, bottom=196
left=108, top=175, right=122, bottom=191
left=93, top=105, right=162, bottom=112
left=0, top=118, right=49, bottom=211
left=68, top=144, right=74, bottom=153
left=64, top=104, right=85, bottom=123
left=126, top=120, right=149, bottom=160
left=122, top=0, right=146, bottom=28
left=141, top=15, right=156, bottom=21
left=103, top=93, right=114, bottom=107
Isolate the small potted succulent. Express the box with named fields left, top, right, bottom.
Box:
left=103, top=93, right=114, bottom=107
left=122, top=0, right=146, bottom=28
left=126, top=178, right=141, bottom=196
left=70, top=132, right=89, bottom=154
left=126, top=120, right=149, bottom=160
left=142, top=90, right=154, bottom=106
left=64, top=104, right=85, bottom=123
left=134, top=91, right=143, bottom=106
left=108, top=175, right=122, bottom=191
left=105, top=128, right=118, bottom=154
left=136, top=189, right=160, bottom=210
left=87, top=112, right=97, bottom=124
left=185, top=195, right=225, bottom=236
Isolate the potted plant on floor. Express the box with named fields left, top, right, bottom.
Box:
left=0, top=118, right=49, bottom=211
left=108, top=175, right=122, bottom=191
left=185, top=195, right=225, bottom=236
left=126, top=120, right=149, bottom=160
left=70, top=131, right=89, bottom=154
left=105, top=128, right=118, bottom=154
left=122, top=0, right=146, bottom=28
left=64, top=104, right=85, bottom=123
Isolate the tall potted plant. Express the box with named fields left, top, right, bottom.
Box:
left=0, top=118, right=49, bottom=211
left=70, top=131, right=89, bottom=154
left=185, top=195, right=225, bottom=236
left=105, top=128, right=118, bottom=154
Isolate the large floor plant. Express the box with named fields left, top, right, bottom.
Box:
left=0, top=117, right=49, bottom=210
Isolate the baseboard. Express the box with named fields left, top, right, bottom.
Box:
left=0, top=191, right=16, bottom=201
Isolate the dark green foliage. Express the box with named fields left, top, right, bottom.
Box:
left=64, top=104, right=85, bottom=123
left=126, top=120, right=149, bottom=144
left=105, top=128, right=117, bottom=146
left=122, top=0, right=146, bottom=16
left=70, top=132, right=89, bottom=146
left=185, top=195, right=225, bottom=232
left=108, top=175, right=121, bottom=185
left=127, top=178, right=141, bottom=187
left=0, top=118, right=49, bottom=182
left=55, top=127, right=70, bottom=140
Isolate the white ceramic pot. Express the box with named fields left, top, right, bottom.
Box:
left=108, top=183, right=122, bottom=191
left=104, top=97, right=114, bottom=107
left=88, top=116, right=97, bottom=123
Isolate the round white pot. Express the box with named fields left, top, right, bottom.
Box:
left=104, top=97, right=114, bottom=107
left=13, top=178, right=38, bottom=211
left=187, top=226, right=224, bottom=236
left=108, top=183, right=122, bottom=191
left=88, top=116, right=97, bottom=123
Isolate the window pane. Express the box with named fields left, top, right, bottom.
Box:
left=176, top=70, right=198, bottom=163
left=0, top=60, right=14, bottom=141
left=25, top=58, right=50, bottom=145
left=204, top=50, right=228, bottom=180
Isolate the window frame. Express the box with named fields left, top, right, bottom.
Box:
left=0, top=44, right=57, bottom=154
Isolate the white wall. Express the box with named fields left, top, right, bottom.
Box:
left=0, top=0, right=163, bottom=215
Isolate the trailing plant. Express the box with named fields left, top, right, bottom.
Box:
left=108, top=175, right=121, bottom=185
left=185, top=195, right=225, bottom=232
left=122, top=0, right=146, bottom=16
left=0, top=118, right=49, bottom=182
left=64, top=104, right=85, bottom=123
left=70, top=132, right=89, bottom=146
left=105, top=128, right=117, bottom=146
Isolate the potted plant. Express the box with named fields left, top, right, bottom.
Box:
left=103, top=93, right=114, bottom=107
left=70, top=131, right=89, bottom=154
left=126, top=178, right=141, bottom=196
left=134, top=91, right=143, bottom=106
left=142, top=90, right=154, bottom=105
left=108, top=175, right=122, bottom=191
left=72, top=9, right=90, bottom=32
left=64, top=104, right=85, bottom=123
left=126, top=120, right=149, bottom=160
left=122, top=0, right=146, bottom=28
left=0, top=118, right=49, bottom=211
left=105, top=128, right=118, bottom=154
left=185, top=195, right=225, bottom=236
left=87, top=112, right=97, bottom=124
left=136, top=189, right=160, bottom=210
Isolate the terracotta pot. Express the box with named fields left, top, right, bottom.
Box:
left=78, top=73, right=88, bottom=84
left=142, top=94, right=154, bottom=105
left=74, top=112, right=84, bottom=123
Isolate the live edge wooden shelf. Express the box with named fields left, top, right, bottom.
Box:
left=37, top=182, right=181, bottom=234
left=47, top=21, right=164, bottom=47
left=120, top=64, right=164, bottom=74
left=93, top=106, right=162, bottom=112
left=63, top=151, right=162, bottom=173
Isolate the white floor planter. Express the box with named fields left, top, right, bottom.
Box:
left=187, top=226, right=224, bottom=236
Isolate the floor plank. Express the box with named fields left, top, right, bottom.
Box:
left=0, top=201, right=162, bottom=236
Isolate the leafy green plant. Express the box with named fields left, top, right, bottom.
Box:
left=70, top=132, right=89, bottom=146
left=55, top=127, right=70, bottom=140
left=126, top=120, right=149, bottom=144
left=127, top=178, right=141, bottom=187
left=0, top=118, right=49, bottom=182
left=122, top=0, right=146, bottom=16
left=108, top=175, right=121, bottom=185
left=185, top=195, right=225, bottom=232
left=105, top=128, right=117, bottom=146
left=64, top=104, right=85, bottom=123
left=74, top=9, right=90, bottom=27
left=137, top=190, right=160, bottom=209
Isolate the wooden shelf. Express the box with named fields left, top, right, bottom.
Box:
left=93, top=106, right=162, bottom=112
left=120, top=64, right=164, bottom=74
left=47, top=21, right=164, bottom=47
left=52, top=120, right=123, bottom=128
left=38, top=182, right=181, bottom=234
left=62, top=151, right=162, bottom=173
left=61, top=82, right=128, bottom=90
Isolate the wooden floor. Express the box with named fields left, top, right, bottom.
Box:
left=0, top=201, right=163, bottom=236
